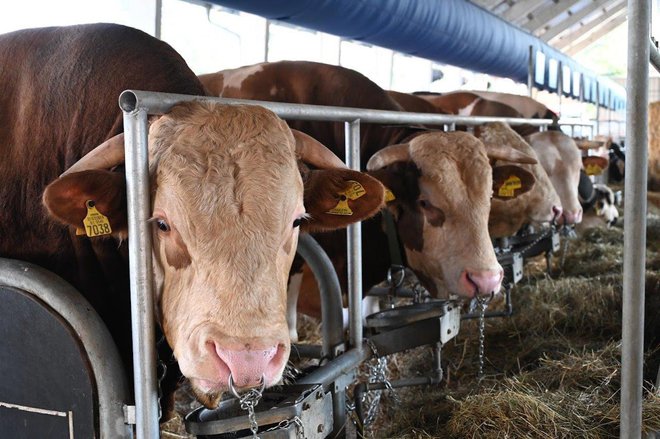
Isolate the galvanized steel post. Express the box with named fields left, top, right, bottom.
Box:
left=345, top=119, right=363, bottom=350
left=122, top=106, right=160, bottom=439
left=621, top=0, right=650, bottom=437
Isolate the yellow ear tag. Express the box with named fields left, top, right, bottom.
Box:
left=498, top=175, right=522, bottom=198
left=326, top=180, right=367, bottom=216
left=384, top=188, right=396, bottom=202
left=82, top=200, right=112, bottom=237
left=585, top=163, right=603, bottom=176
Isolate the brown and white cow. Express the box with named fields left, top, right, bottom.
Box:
left=468, top=90, right=559, bottom=122
left=387, top=90, right=449, bottom=116
left=0, top=25, right=384, bottom=411
left=200, top=61, right=537, bottom=332
left=474, top=123, right=562, bottom=238
left=527, top=131, right=584, bottom=225
left=419, top=91, right=582, bottom=228
left=416, top=91, right=524, bottom=119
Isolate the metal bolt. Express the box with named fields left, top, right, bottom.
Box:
left=316, top=392, right=323, bottom=400
left=302, top=402, right=310, bottom=411
left=317, top=424, right=324, bottom=433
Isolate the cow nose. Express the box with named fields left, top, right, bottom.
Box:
left=552, top=205, right=563, bottom=221
left=561, top=208, right=583, bottom=224
left=459, top=269, right=503, bottom=298
left=207, top=342, right=286, bottom=390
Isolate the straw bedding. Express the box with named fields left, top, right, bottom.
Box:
left=163, top=197, right=660, bottom=438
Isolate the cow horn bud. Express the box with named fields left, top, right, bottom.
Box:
left=62, top=133, right=125, bottom=176
left=292, top=129, right=348, bottom=170
left=366, top=143, right=410, bottom=171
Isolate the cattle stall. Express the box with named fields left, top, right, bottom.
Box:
left=118, top=88, right=555, bottom=438
left=0, top=2, right=655, bottom=438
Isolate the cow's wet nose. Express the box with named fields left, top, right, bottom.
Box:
left=552, top=205, right=563, bottom=221
left=561, top=208, right=583, bottom=224
left=459, top=269, right=503, bottom=298
left=212, top=343, right=285, bottom=389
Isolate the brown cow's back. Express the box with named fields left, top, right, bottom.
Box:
left=200, top=61, right=413, bottom=168
left=0, top=23, right=205, bottom=368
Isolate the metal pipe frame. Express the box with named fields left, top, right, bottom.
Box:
left=621, top=1, right=650, bottom=437
left=345, top=119, right=363, bottom=350
left=119, top=90, right=552, bottom=127
left=0, top=258, right=133, bottom=439
left=117, top=89, right=555, bottom=436
left=122, top=107, right=159, bottom=439
left=651, top=38, right=660, bottom=73
left=296, top=234, right=345, bottom=358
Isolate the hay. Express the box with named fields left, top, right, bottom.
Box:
left=161, top=202, right=660, bottom=438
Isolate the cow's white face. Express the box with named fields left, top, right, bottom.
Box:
left=369, top=132, right=504, bottom=299
left=528, top=131, right=583, bottom=225
left=147, top=103, right=302, bottom=407
left=43, top=101, right=386, bottom=409
left=476, top=123, right=562, bottom=238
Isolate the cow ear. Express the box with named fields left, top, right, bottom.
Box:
left=582, top=155, right=609, bottom=176
left=302, top=169, right=385, bottom=232
left=43, top=170, right=127, bottom=237
left=491, top=165, right=535, bottom=200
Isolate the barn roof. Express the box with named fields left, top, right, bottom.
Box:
left=203, top=0, right=626, bottom=110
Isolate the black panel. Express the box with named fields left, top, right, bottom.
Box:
left=0, top=286, right=97, bottom=438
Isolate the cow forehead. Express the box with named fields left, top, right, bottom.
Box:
left=149, top=102, right=302, bottom=238
left=408, top=132, right=491, bottom=195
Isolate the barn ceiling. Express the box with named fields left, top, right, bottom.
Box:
left=469, top=0, right=628, bottom=56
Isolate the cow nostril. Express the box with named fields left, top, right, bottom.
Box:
left=552, top=205, right=563, bottom=220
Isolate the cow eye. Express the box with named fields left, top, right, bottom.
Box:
left=293, top=218, right=302, bottom=228
left=156, top=219, right=170, bottom=232
left=419, top=199, right=429, bottom=209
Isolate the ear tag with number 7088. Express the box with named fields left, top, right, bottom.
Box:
left=79, top=200, right=112, bottom=237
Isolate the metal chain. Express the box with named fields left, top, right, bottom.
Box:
left=360, top=340, right=401, bottom=427
left=512, top=225, right=554, bottom=256
left=477, top=298, right=487, bottom=380
left=229, top=374, right=265, bottom=439
left=560, top=235, right=570, bottom=269
left=265, top=416, right=305, bottom=438
left=471, top=293, right=492, bottom=381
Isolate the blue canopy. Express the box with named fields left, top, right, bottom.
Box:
left=206, top=0, right=625, bottom=110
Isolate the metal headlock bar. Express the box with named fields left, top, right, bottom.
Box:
left=621, top=1, right=652, bottom=438
left=118, top=89, right=562, bottom=438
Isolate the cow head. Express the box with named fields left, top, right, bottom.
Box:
left=43, top=102, right=384, bottom=407
left=366, top=131, right=535, bottom=299
left=527, top=131, right=583, bottom=225
left=475, top=122, right=562, bottom=238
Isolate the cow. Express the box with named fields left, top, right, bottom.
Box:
left=418, top=91, right=582, bottom=228
left=0, top=24, right=386, bottom=413
left=526, top=131, right=584, bottom=225
left=468, top=90, right=559, bottom=122
left=473, top=123, right=562, bottom=238
left=388, top=95, right=561, bottom=238
left=609, top=141, right=625, bottom=183
left=415, top=91, right=524, bottom=118
left=578, top=171, right=619, bottom=228
left=417, top=90, right=559, bottom=136
left=199, top=61, right=538, bottom=338
left=387, top=90, right=448, bottom=116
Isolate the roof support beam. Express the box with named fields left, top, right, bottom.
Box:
left=501, top=0, right=547, bottom=24
left=523, top=0, right=583, bottom=33
left=564, top=13, right=628, bottom=55
left=552, top=3, right=627, bottom=49
left=540, top=0, right=624, bottom=42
